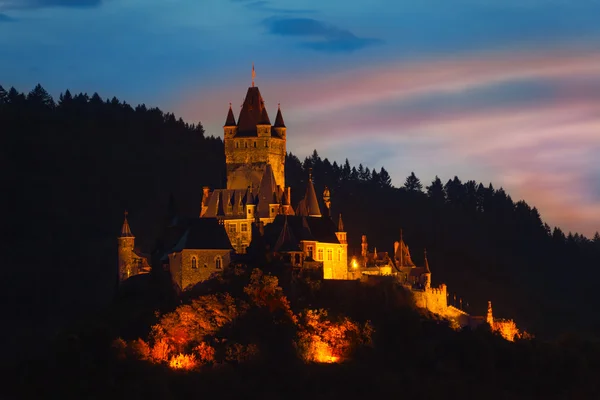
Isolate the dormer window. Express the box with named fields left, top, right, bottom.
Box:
left=215, top=256, right=223, bottom=269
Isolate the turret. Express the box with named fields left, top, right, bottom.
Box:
left=361, top=235, right=368, bottom=257
left=335, top=214, right=347, bottom=244
left=423, top=248, right=431, bottom=289
left=487, top=301, right=494, bottom=327
left=323, top=186, right=331, bottom=216
left=118, top=211, right=136, bottom=283
left=272, top=103, right=286, bottom=139
left=223, top=103, right=238, bottom=138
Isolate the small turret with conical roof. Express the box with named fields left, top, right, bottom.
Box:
left=335, top=213, right=347, bottom=244
left=224, top=103, right=238, bottom=138
left=423, top=248, right=431, bottom=289
left=118, top=211, right=136, bottom=283
left=273, top=103, right=286, bottom=139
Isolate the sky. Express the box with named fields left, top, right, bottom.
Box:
left=1, top=0, right=600, bottom=237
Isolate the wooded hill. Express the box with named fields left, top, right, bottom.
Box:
left=2, top=84, right=599, bottom=361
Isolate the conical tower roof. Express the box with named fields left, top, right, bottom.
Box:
left=273, top=103, right=285, bottom=128
left=338, top=213, right=344, bottom=232
left=224, top=103, right=236, bottom=126
left=274, top=216, right=301, bottom=252
left=304, top=172, right=321, bottom=217
left=121, top=211, right=134, bottom=237
left=237, top=86, right=271, bottom=136
left=395, top=230, right=416, bottom=267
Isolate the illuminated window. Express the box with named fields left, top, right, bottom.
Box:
left=327, top=249, right=333, bottom=261
left=215, top=256, right=222, bottom=269
left=337, top=249, right=342, bottom=262
left=318, top=249, right=323, bottom=261
left=191, top=257, right=197, bottom=269
left=307, top=245, right=314, bottom=259
left=241, top=223, right=248, bottom=232
left=229, top=224, right=236, bottom=233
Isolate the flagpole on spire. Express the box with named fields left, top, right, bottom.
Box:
left=252, top=63, right=256, bottom=87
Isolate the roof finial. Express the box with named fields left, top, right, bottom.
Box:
left=252, top=63, right=256, bottom=87
left=278, top=102, right=281, bottom=109
left=309, top=167, right=313, bottom=181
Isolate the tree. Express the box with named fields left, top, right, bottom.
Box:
left=0, top=85, right=7, bottom=105
left=426, top=176, right=445, bottom=204
left=58, top=89, right=73, bottom=106
left=27, top=84, right=55, bottom=108
left=378, top=167, right=392, bottom=188
left=403, top=172, right=423, bottom=192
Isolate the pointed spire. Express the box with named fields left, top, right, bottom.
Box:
left=252, top=63, right=256, bottom=87
left=338, top=213, right=344, bottom=232
left=224, top=102, right=236, bottom=126
left=274, top=103, right=286, bottom=128
left=424, top=248, right=431, bottom=273
left=303, top=170, right=321, bottom=217
left=121, top=211, right=134, bottom=237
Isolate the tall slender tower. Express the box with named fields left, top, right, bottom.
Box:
left=223, top=66, right=286, bottom=190
left=118, top=211, right=136, bottom=283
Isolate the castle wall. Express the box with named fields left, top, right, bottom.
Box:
left=224, top=137, right=285, bottom=189
left=169, top=249, right=231, bottom=291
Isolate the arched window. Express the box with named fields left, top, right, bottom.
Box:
left=235, top=141, right=239, bottom=148
left=215, top=256, right=223, bottom=269
left=191, top=257, right=197, bottom=269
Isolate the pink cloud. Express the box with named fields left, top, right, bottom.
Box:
left=173, top=45, right=600, bottom=237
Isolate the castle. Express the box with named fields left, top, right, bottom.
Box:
left=116, top=69, right=522, bottom=341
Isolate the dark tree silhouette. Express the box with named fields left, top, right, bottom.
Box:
left=403, top=172, right=423, bottom=192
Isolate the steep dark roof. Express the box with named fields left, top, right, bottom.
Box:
left=273, top=104, right=285, bottom=128
left=256, top=164, right=281, bottom=218
left=264, top=215, right=340, bottom=251
left=172, top=218, right=233, bottom=251
left=224, top=103, right=236, bottom=126
left=273, top=216, right=301, bottom=252
left=236, top=87, right=271, bottom=136
left=300, top=177, right=321, bottom=217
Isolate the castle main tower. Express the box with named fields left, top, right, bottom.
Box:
left=224, top=65, right=286, bottom=190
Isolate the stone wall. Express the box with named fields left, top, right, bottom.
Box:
left=224, top=136, right=286, bottom=189
left=169, top=249, right=231, bottom=291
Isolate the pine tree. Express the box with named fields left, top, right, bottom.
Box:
left=426, top=176, right=445, bottom=203
left=378, top=167, right=392, bottom=188
left=0, top=85, right=7, bottom=105
left=27, top=83, right=55, bottom=108
left=403, top=172, right=423, bottom=192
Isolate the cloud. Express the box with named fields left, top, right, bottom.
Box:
left=0, top=13, right=15, bottom=21
left=231, top=0, right=314, bottom=14
left=263, top=17, right=383, bottom=52
left=0, top=0, right=101, bottom=10
left=175, top=45, right=600, bottom=236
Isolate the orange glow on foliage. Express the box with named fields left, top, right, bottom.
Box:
left=169, top=353, right=198, bottom=370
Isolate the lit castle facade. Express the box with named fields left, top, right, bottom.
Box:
left=117, top=69, right=523, bottom=341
